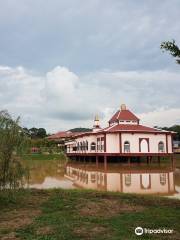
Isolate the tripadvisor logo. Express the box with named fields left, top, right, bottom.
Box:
left=135, top=227, right=173, bottom=236
left=135, top=227, right=143, bottom=236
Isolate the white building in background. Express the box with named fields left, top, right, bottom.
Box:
left=65, top=104, right=175, bottom=162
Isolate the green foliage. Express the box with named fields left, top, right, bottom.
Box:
left=23, top=127, right=47, bottom=139
left=22, top=153, right=67, bottom=161
left=0, top=110, right=28, bottom=190
left=1, top=189, right=180, bottom=239
left=69, top=127, right=92, bottom=132
left=160, top=39, right=180, bottom=64
left=156, top=125, right=180, bottom=141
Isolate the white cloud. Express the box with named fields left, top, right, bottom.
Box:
left=139, top=108, right=180, bottom=127
left=0, top=65, right=179, bottom=132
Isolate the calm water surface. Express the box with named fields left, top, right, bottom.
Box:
left=25, top=158, right=180, bottom=199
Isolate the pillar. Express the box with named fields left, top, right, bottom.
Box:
left=104, top=155, right=107, bottom=171
left=96, top=155, right=99, bottom=168
left=171, top=155, right=175, bottom=169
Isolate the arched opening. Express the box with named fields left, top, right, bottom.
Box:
left=86, top=140, right=88, bottom=151
left=158, top=141, right=164, bottom=152
left=80, top=142, right=83, bottom=151
left=91, top=142, right=96, bottom=151
left=125, top=174, right=131, bottom=186
left=140, top=139, right=148, bottom=153
left=160, top=173, right=166, bottom=185
left=124, top=141, right=130, bottom=153
left=140, top=174, right=151, bottom=189
left=82, top=141, right=85, bottom=151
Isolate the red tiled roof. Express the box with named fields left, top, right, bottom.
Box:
left=47, top=131, right=82, bottom=140
left=70, top=124, right=171, bottom=138
left=109, top=109, right=139, bottom=123
left=104, top=124, right=162, bottom=133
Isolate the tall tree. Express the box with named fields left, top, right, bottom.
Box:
left=37, top=128, right=47, bottom=138
left=0, top=111, right=27, bottom=190
left=160, top=40, right=180, bottom=64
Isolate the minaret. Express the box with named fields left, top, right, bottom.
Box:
left=93, top=114, right=101, bottom=132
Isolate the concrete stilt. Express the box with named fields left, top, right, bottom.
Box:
left=96, top=156, right=99, bottom=168
left=104, top=155, right=107, bottom=171
left=171, top=155, right=175, bottom=169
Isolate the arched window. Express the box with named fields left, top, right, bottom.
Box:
left=77, top=142, right=79, bottom=151
left=125, top=174, right=131, bottom=186
left=91, top=173, right=96, bottom=183
left=160, top=173, right=166, bottom=185
left=80, top=142, right=83, bottom=151
left=124, top=141, right=130, bottom=153
left=91, top=142, right=96, bottom=151
left=86, top=140, right=88, bottom=151
left=158, top=141, right=164, bottom=152
left=82, top=141, right=85, bottom=151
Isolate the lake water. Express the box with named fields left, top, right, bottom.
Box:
left=26, top=157, right=180, bottom=199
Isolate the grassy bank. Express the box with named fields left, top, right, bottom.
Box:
left=0, top=189, right=180, bottom=240
left=20, top=153, right=67, bottom=161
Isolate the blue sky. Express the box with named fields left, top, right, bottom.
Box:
left=0, top=0, right=180, bottom=132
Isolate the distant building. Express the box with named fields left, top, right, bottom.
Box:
left=47, top=130, right=91, bottom=150
left=47, top=131, right=78, bottom=142
left=65, top=104, right=175, bottom=162
left=173, top=141, right=180, bottom=153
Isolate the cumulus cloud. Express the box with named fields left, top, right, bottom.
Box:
left=0, top=65, right=179, bottom=132
left=0, top=0, right=180, bottom=72
left=139, top=108, right=180, bottom=127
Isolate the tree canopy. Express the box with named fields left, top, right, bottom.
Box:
left=23, top=127, right=47, bottom=139
left=69, top=127, right=92, bottom=132
left=160, top=40, right=180, bottom=64
left=156, top=125, right=180, bottom=141
left=0, top=111, right=27, bottom=190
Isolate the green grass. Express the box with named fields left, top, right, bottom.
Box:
left=20, top=153, right=67, bottom=161
left=0, top=189, right=180, bottom=240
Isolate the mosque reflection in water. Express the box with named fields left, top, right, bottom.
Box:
left=65, top=162, right=175, bottom=195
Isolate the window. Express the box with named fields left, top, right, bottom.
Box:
left=72, top=146, right=77, bottom=151
left=82, top=141, right=86, bottom=151
left=91, top=173, right=96, bottom=183
left=160, top=173, right=166, bottom=185
left=77, top=142, right=79, bottom=151
left=125, top=174, right=131, bottom=186
left=158, top=141, right=164, bottom=152
left=124, top=141, right=130, bottom=152
left=101, top=144, right=104, bottom=151
left=97, top=138, right=100, bottom=151
left=86, top=140, right=88, bottom=150
left=91, top=142, right=96, bottom=151
left=80, top=142, right=83, bottom=151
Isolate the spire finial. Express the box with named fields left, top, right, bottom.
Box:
left=93, top=114, right=101, bottom=131
left=95, top=114, right=99, bottom=121
left=120, top=104, right=126, bottom=111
